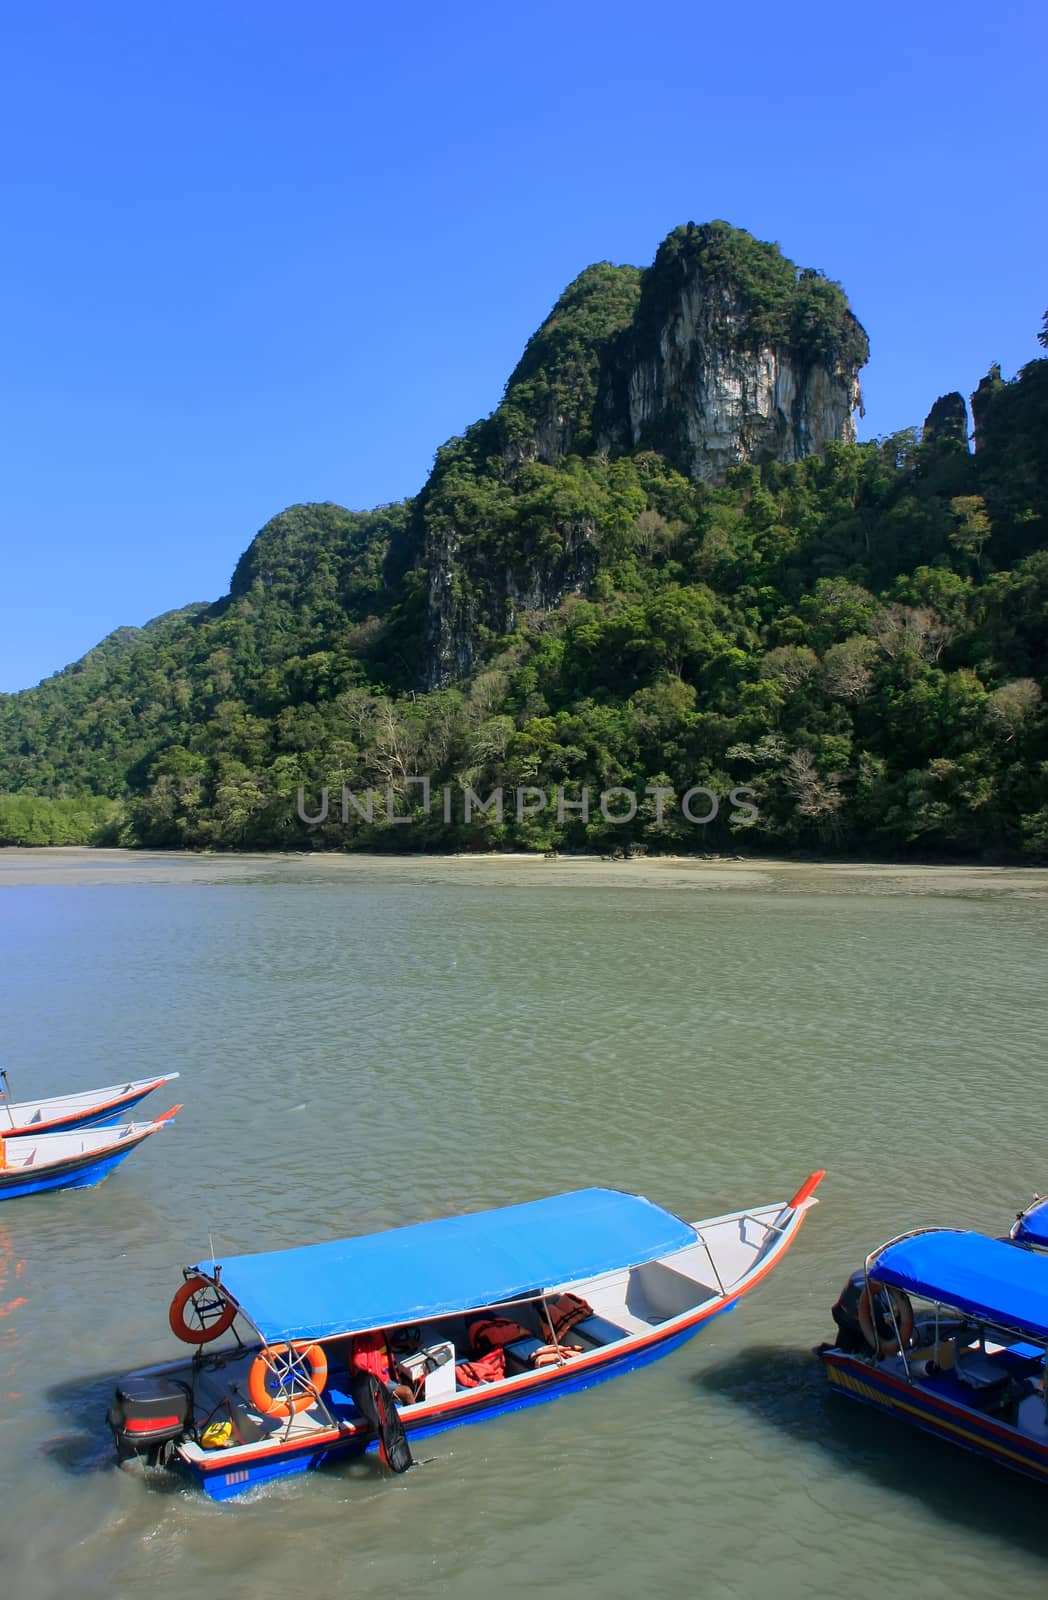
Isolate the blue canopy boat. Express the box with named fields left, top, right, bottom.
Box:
left=0, top=1069, right=180, bottom=1137
left=820, top=1228, right=1048, bottom=1484
left=1011, top=1198, right=1048, bottom=1250
left=0, top=1105, right=181, bottom=1201
left=109, top=1172, right=824, bottom=1500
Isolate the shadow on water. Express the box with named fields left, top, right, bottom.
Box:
left=41, top=1365, right=180, bottom=1487
left=695, top=1345, right=1047, bottom=1552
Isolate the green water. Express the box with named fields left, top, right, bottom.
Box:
left=1, top=851, right=1047, bottom=1600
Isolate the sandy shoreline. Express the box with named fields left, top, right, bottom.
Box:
left=1, top=846, right=1046, bottom=896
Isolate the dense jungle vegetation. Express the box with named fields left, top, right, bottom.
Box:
left=1, top=228, right=1045, bottom=859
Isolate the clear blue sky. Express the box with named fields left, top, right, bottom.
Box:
left=1, top=0, right=1043, bottom=692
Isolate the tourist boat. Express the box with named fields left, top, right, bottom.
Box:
left=1011, top=1199, right=1048, bottom=1250
left=108, top=1171, right=825, bottom=1501
left=0, top=1106, right=182, bottom=1201
left=0, top=1070, right=180, bottom=1137
left=819, top=1228, right=1048, bottom=1485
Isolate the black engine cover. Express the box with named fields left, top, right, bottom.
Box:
left=109, top=1375, right=189, bottom=1448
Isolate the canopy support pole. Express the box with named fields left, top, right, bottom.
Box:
left=887, top=1295, right=910, bottom=1379
left=694, top=1228, right=727, bottom=1298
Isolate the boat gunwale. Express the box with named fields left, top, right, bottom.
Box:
left=1, top=1073, right=179, bottom=1137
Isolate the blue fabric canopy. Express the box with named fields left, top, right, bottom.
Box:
left=873, top=1230, right=1048, bottom=1340
left=1012, top=1200, right=1048, bottom=1250
left=198, top=1187, right=697, bottom=1344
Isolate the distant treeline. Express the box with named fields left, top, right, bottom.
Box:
left=0, top=794, right=124, bottom=848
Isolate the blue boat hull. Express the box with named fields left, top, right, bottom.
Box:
left=821, top=1349, right=1048, bottom=1485
left=186, top=1303, right=736, bottom=1501
left=0, top=1144, right=140, bottom=1202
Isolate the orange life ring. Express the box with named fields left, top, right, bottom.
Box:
left=858, top=1283, right=913, bottom=1356
left=168, top=1276, right=238, bottom=1345
left=247, top=1341, right=328, bottom=1418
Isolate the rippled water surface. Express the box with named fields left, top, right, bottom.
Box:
left=1, top=850, right=1047, bottom=1600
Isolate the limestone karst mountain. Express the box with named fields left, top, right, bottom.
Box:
left=1, top=221, right=1045, bottom=858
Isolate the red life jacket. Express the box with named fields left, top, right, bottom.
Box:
left=539, top=1293, right=593, bottom=1342
left=468, top=1316, right=531, bottom=1354
left=350, top=1330, right=392, bottom=1386
left=455, top=1348, right=506, bottom=1388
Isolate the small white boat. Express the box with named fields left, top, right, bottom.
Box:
left=0, top=1106, right=181, bottom=1201
left=0, top=1071, right=179, bottom=1137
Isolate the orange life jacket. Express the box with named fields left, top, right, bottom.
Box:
left=455, top=1348, right=506, bottom=1387
left=539, top=1292, right=593, bottom=1342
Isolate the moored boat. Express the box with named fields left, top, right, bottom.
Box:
left=819, top=1228, right=1048, bottom=1485
left=109, top=1171, right=825, bottom=1501
left=0, top=1106, right=181, bottom=1201
left=0, top=1070, right=180, bottom=1137
left=1011, top=1198, right=1048, bottom=1250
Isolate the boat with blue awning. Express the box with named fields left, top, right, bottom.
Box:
left=820, top=1228, right=1048, bottom=1484
left=1011, top=1197, right=1048, bottom=1251
left=109, top=1172, right=824, bottom=1500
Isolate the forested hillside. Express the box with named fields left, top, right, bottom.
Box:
left=1, top=224, right=1045, bottom=859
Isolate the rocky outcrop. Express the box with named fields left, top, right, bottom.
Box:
left=970, top=365, right=1005, bottom=451
left=922, top=392, right=969, bottom=448
left=423, top=517, right=599, bottom=685
left=406, top=222, right=869, bottom=687
left=594, top=223, right=867, bottom=482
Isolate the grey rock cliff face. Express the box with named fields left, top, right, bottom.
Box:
left=423, top=519, right=598, bottom=687
left=410, top=224, right=868, bottom=688
left=596, top=277, right=864, bottom=483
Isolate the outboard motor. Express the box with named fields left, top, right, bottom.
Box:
left=108, top=1375, right=190, bottom=1466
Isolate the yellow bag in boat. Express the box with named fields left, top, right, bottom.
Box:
left=200, top=1421, right=234, bottom=1450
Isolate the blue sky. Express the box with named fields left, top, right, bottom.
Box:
left=0, top=0, right=1043, bottom=692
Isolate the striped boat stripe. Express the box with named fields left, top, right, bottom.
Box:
left=825, top=1359, right=1048, bottom=1479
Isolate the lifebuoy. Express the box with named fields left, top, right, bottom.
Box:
left=168, top=1276, right=238, bottom=1345
left=248, top=1341, right=328, bottom=1418
left=858, top=1282, right=914, bottom=1355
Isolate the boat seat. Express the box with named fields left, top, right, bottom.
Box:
left=955, top=1349, right=1012, bottom=1391
left=504, top=1337, right=544, bottom=1374
left=503, top=1316, right=627, bottom=1374
left=573, top=1314, right=627, bottom=1348
left=1000, top=1342, right=1045, bottom=1376
left=921, top=1367, right=1008, bottom=1413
